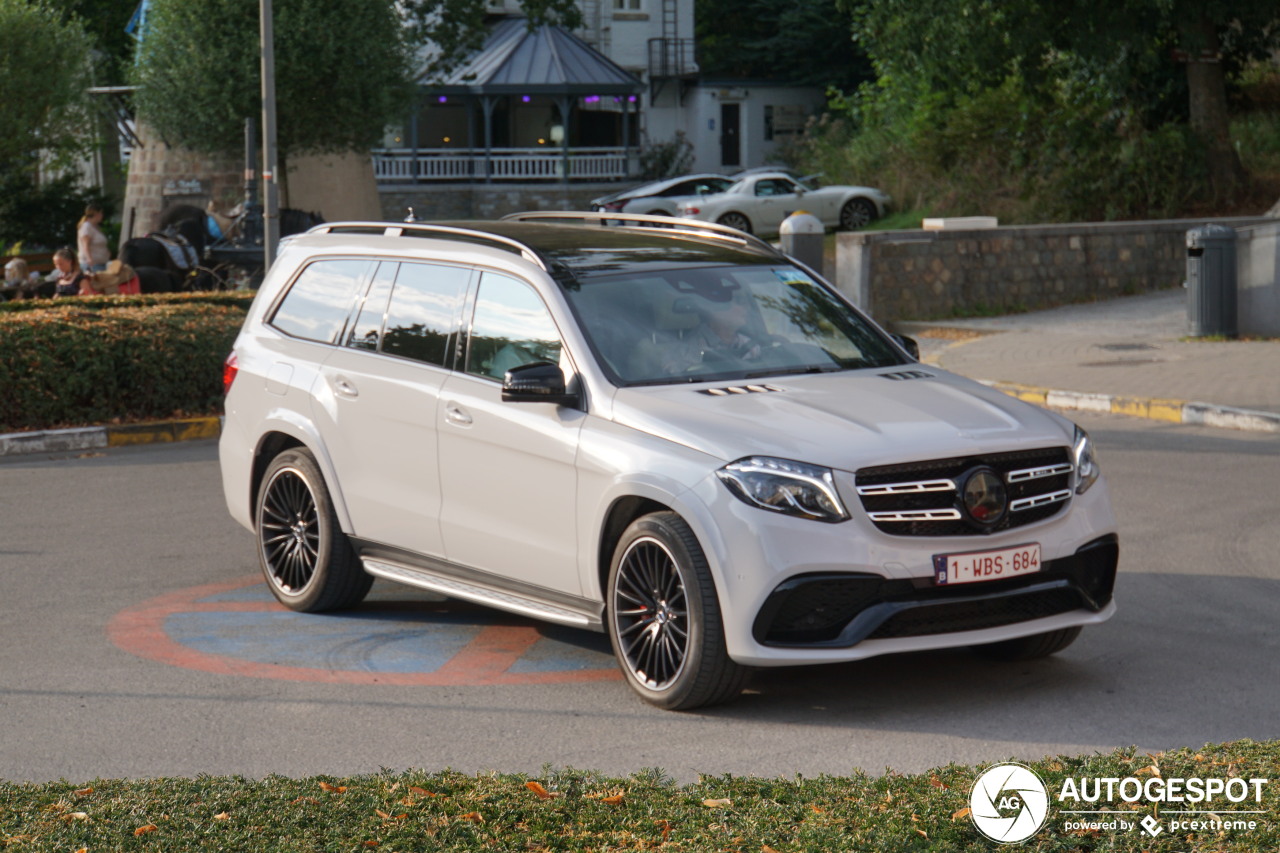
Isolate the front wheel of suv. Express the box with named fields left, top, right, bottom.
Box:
left=607, top=512, right=751, bottom=710
left=255, top=447, right=372, bottom=612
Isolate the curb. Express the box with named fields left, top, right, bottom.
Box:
left=979, top=381, right=1280, bottom=434
left=0, top=417, right=223, bottom=458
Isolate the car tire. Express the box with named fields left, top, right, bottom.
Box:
left=971, top=626, right=1082, bottom=661
left=716, top=212, right=753, bottom=234
left=839, top=198, right=877, bottom=231
left=255, top=447, right=372, bottom=613
left=607, top=512, right=751, bottom=710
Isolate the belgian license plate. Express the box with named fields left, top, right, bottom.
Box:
left=933, top=543, right=1041, bottom=586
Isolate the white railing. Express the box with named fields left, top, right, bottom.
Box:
left=372, top=147, right=631, bottom=182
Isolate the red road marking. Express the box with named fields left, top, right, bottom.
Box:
left=107, top=575, right=621, bottom=686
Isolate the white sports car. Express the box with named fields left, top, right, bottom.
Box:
left=677, top=171, right=890, bottom=234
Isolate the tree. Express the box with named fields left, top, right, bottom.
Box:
left=0, top=0, right=92, bottom=171
left=132, top=0, right=415, bottom=160
left=848, top=0, right=1280, bottom=200
left=697, top=0, right=871, bottom=91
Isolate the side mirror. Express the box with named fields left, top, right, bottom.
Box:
left=891, top=334, right=920, bottom=360
left=502, top=361, right=580, bottom=407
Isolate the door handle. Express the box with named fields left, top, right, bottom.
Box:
left=445, top=404, right=473, bottom=426
left=332, top=376, right=359, bottom=399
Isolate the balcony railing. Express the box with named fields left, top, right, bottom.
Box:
left=372, top=147, right=632, bottom=182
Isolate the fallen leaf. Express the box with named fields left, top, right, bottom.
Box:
left=460, top=812, right=484, bottom=824
left=601, top=794, right=625, bottom=805
left=655, top=819, right=672, bottom=842
left=810, top=804, right=824, bottom=814
left=702, top=798, right=732, bottom=808
left=74, top=848, right=88, bottom=853
left=914, top=829, right=928, bottom=838
left=763, top=846, right=781, bottom=853
left=929, top=775, right=949, bottom=789
left=1136, top=765, right=1160, bottom=777
left=376, top=809, right=391, bottom=819
left=952, top=807, right=972, bottom=821
left=526, top=781, right=558, bottom=800
left=363, top=842, right=379, bottom=848
left=291, top=797, right=321, bottom=806
left=134, top=824, right=158, bottom=836
left=319, top=781, right=348, bottom=794
left=214, top=812, right=230, bottom=821
left=73, top=787, right=94, bottom=797
left=409, top=786, right=437, bottom=797
left=62, top=812, right=89, bottom=822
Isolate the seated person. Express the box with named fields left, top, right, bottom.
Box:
left=658, top=295, right=782, bottom=375
left=51, top=248, right=86, bottom=297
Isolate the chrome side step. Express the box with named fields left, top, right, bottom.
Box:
left=362, top=557, right=601, bottom=630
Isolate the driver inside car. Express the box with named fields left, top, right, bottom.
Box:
left=659, top=291, right=785, bottom=375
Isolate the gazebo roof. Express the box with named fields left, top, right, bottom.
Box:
left=426, top=18, right=642, bottom=96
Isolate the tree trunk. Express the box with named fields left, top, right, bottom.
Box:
left=1181, top=14, right=1246, bottom=201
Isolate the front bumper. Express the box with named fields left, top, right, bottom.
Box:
left=753, top=535, right=1117, bottom=647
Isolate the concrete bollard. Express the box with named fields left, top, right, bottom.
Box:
left=780, top=211, right=825, bottom=276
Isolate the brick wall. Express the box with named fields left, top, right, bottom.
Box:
left=835, top=217, right=1273, bottom=324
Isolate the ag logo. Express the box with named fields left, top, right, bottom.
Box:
left=969, top=763, right=1050, bottom=843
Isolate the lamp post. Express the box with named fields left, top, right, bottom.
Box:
left=260, top=0, right=280, bottom=268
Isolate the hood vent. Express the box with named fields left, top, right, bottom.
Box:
left=699, top=384, right=784, bottom=397
left=880, top=370, right=935, bottom=381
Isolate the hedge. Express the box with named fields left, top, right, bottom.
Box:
left=0, top=293, right=255, bottom=432
left=1, top=742, right=1276, bottom=851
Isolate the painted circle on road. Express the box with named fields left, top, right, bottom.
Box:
left=108, top=575, right=621, bottom=685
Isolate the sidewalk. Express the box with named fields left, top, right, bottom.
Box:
left=895, top=288, right=1280, bottom=433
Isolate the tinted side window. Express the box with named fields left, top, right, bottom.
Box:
left=382, top=262, right=469, bottom=366
left=465, top=273, right=562, bottom=381
left=345, top=262, right=397, bottom=351
left=271, top=259, right=370, bottom=344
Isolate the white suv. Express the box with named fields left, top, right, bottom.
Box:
left=219, top=213, right=1118, bottom=710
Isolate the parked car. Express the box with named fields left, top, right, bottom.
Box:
left=219, top=212, right=1118, bottom=710
left=678, top=171, right=890, bottom=234
left=591, top=173, right=734, bottom=216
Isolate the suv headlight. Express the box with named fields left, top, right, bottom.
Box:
left=717, top=457, right=849, bottom=523
left=1073, top=426, right=1100, bottom=494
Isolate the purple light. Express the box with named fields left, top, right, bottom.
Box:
left=437, top=96, right=448, bottom=104
left=628, top=95, right=637, bottom=103
left=522, top=95, right=531, bottom=103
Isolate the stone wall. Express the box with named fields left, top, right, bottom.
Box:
left=120, top=124, right=241, bottom=249
left=835, top=217, right=1273, bottom=324
left=378, top=183, right=617, bottom=222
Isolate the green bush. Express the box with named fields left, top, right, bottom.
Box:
left=0, top=293, right=253, bottom=432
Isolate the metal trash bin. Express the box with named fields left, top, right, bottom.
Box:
left=1186, top=224, right=1238, bottom=338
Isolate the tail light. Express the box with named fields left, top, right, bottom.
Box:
left=603, top=200, right=626, bottom=212
left=223, top=352, right=239, bottom=394
left=684, top=206, right=701, bottom=215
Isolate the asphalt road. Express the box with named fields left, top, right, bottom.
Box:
left=2, top=412, right=1277, bottom=784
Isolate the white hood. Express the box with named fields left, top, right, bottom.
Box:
left=609, top=369, right=1074, bottom=472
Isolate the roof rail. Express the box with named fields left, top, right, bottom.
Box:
left=306, top=221, right=548, bottom=271
left=499, top=211, right=778, bottom=253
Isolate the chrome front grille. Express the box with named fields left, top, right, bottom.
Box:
left=855, top=447, right=1073, bottom=536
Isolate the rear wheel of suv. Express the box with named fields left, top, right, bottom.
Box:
left=972, top=626, right=1082, bottom=661
left=255, top=448, right=372, bottom=612
left=607, top=512, right=751, bottom=710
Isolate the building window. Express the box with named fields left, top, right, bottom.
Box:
left=613, top=0, right=642, bottom=9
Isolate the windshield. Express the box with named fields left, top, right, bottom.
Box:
left=564, top=265, right=906, bottom=385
